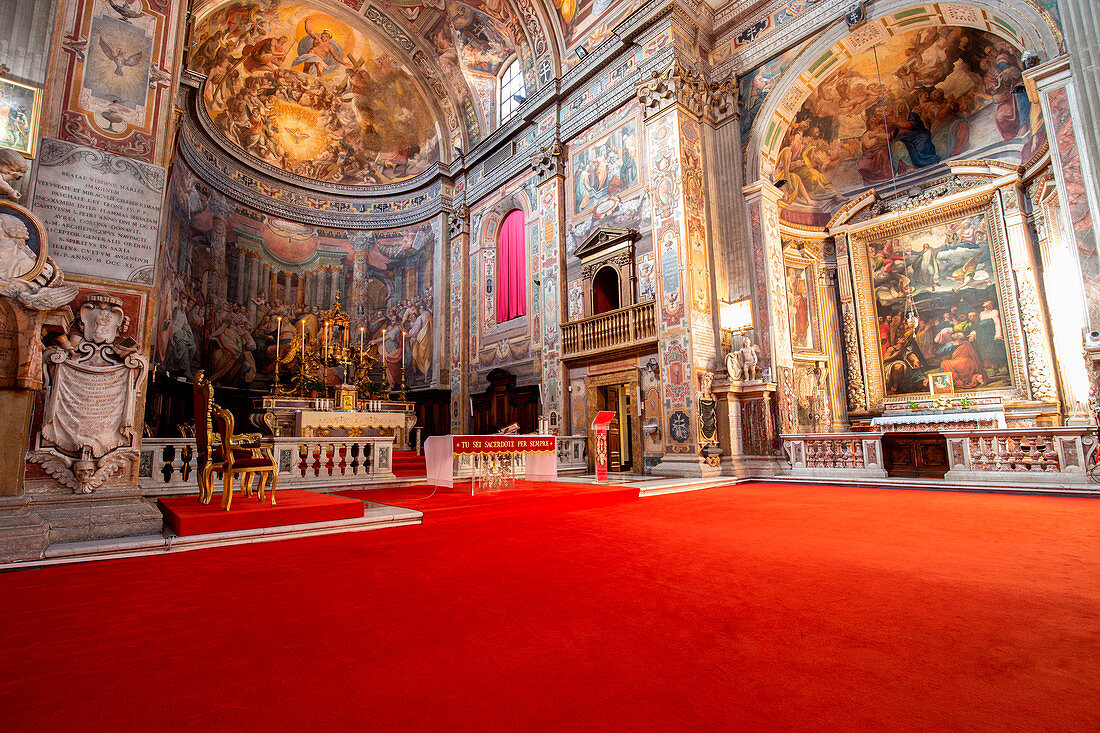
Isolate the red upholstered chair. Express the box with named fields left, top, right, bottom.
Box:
left=193, top=371, right=278, bottom=510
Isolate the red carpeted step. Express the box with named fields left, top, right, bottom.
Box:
left=390, top=450, right=427, bottom=477
left=158, top=489, right=365, bottom=536
left=339, top=481, right=640, bottom=522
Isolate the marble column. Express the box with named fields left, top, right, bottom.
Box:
left=207, top=192, right=234, bottom=303
left=999, top=183, right=1060, bottom=405
left=448, top=206, right=471, bottom=433
left=529, top=140, right=565, bottom=434
left=820, top=248, right=849, bottom=430
left=831, top=232, right=869, bottom=414
left=262, top=262, right=273, bottom=300
left=635, top=59, right=726, bottom=476
left=329, top=268, right=341, bottom=307
left=235, top=251, right=247, bottom=304
left=248, top=255, right=260, bottom=307
left=349, top=231, right=375, bottom=331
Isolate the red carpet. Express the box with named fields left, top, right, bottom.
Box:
left=3, top=482, right=1099, bottom=731
left=339, top=480, right=639, bottom=521
left=158, top=489, right=364, bottom=536
left=390, top=449, right=426, bottom=477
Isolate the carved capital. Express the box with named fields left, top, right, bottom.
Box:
left=207, top=191, right=235, bottom=221
left=636, top=59, right=738, bottom=124
left=530, top=139, right=564, bottom=184
left=448, top=204, right=470, bottom=238
left=348, top=230, right=376, bottom=252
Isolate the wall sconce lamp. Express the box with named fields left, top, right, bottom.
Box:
left=719, top=298, right=753, bottom=354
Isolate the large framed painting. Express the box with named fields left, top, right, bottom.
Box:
left=849, top=196, right=1024, bottom=404
left=570, top=117, right=642, bottom=218
left=783, top=256, right=822, bottom=355
left=0, top=78, right=41, bottom=158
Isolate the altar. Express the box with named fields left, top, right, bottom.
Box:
left=425, top=435, right=558, bottom=492
left=260, top=395, right=416, bottom=447
left=295, top=409, right=411, bottom=441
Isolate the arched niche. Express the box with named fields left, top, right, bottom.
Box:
left=573, top=227, right=639, bottom=320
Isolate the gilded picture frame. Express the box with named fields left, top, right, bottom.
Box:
left=0, top=200, right=47, bottom=281
left=0, top=77, right=41, bottom=158
left=846, top=193, right=1028, bottom=408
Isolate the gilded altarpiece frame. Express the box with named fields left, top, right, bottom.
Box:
left=782, top=241, right=833, bottom=432
left=846, top=194, right=1029, bottom=409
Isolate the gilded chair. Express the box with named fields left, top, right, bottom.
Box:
left=193, top=371, right=278, bottom=510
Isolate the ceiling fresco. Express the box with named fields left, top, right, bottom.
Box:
left=554, top=0, right=644, bottom=68
left=772, top=26, right=1045, bottom=225
left=383, top=0, right=546, bottom=130
left=191, top=1, right=442, bottom=186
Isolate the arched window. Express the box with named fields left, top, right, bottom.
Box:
left=498, top=59, right=526, bottom=125
left=496, top=209, right=526, bottom=322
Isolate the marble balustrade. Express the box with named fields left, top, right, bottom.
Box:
left=781, top=432, right=888, bottom=479
left=782, top=426, right=1098, bottom=486
left=139, top=435, right=592, bottom=494
left=942, top=427, right=1098, bottom=485
left=138, top=436, right=397, bottom=495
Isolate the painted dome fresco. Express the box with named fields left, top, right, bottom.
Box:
left=190, top=1, right=441, bottom=186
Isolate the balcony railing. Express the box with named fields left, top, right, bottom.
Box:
left=561, top=300, right=657, bottom=359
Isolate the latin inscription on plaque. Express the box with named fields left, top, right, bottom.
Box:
left=31, top=138, right=165, bottom=284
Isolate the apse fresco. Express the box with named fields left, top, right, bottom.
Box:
left=868, top=212, right=1012, bottom=397
left=774, top=27, right=1044, bottom=224
left=156, top=162, right=439, bottom=391
left=739, top=42, right=808, bottom=145
left=191, top=1, right=440, bottom=185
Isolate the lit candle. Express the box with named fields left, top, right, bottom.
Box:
left=275, top=316, right=281, bottom=357
left=401, top=328, right=405, bottom=368
left=359, top=326, right=365, bottom=359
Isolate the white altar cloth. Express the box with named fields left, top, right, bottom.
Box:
left=425, top=435, right=558, bottom=489
left=871, top=410, right=1006, bottom=429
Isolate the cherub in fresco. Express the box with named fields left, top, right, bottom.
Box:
left=293, top=18, right=350, bottom=77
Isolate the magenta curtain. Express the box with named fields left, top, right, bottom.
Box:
left=497, top=209, right=527, bottom=322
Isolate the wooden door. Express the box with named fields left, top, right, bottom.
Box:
left=605, top=386, right=622, bottom=471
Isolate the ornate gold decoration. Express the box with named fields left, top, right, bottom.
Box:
left=1014, top=267, right=1059, bottom=402
left=635, top=58, right=738, bottom=124
left=840, top=303, right=866, bottom=411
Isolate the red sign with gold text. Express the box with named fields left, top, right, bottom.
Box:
left=451, top=435, right=556, bottom=455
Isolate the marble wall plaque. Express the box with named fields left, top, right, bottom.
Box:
left=31, top=137, right=165, bottom=284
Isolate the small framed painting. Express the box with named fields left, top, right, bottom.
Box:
left=0, top=78, right=41, bottom=158
left=929, top=371, right=954, bottom=397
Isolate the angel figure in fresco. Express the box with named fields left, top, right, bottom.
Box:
left=99, top=37, right=143, bottom=76
left=293, top=18, right=349, bottom=77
